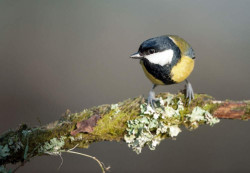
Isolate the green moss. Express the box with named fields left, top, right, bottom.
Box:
left=88, top=97, right=142, bottom=141
left=203, top=102, right=219, bottom=113
left=93, top=111, right=136, bottom=141
left=71, top=110, right=94, bottom=123
left=63, top=134, right=90, bottom=149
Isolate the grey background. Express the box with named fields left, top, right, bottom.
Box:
left=1, top=0, right=250, bottom=172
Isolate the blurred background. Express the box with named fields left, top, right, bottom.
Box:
left=1, top=0, right=250, bottom=172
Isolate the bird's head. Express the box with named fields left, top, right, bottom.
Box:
left=130, top=35, right=180, bottom=66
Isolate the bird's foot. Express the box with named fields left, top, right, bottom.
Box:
left=147, top=97, right=160, bottom=110
left=147, top=89, right=159, bottom=109
left=185, top=80, right=194, bottom=104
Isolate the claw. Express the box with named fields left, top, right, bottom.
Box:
left=148, top=97, right=159, bottom=109
left=147, top=84, right=158, bottom=109
left=185, top=80, right=194, bottom=104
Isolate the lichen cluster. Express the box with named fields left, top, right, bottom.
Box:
left=0, top=128, right=36, bottom=172
left=124, top=95, right=220, bottom=154
left=0, top=125, right=67, bottom=169
left=38, top=136, right=66, bottom=155
left=0, top=129, right=32, bottom=163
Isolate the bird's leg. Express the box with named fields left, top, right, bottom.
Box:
left=185, top=79, right=194, bottom=104
left=148, top=84, right=159, bottom=109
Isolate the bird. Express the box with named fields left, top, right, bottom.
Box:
left=130, top=35, right=195, bottom=108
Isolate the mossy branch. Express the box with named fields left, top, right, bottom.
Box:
left=0, top=93, right=249, bottom=171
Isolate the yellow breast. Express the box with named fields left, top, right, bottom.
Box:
left=171, top=56, right=194, bottom=83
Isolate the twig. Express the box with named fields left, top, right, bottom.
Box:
left=62, top=150, right=108, bottom=173
left=57, top=153, right=64, bottom=170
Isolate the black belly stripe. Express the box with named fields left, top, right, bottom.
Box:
left=143, top=59, right=175, bottom=85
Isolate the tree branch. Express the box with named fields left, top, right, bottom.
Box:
left=0, top=93, right=249, bottom=170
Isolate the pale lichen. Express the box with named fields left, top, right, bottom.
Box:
left=38, top=136, right=66, bottom=155
left=124, top=95, right=220, bottom=154
left=7, top=135, right=23, bottom=153
left=185, top=106, right=220, bottom=129
left=0, top=145, right=10, bottom=159
left=110, top=104, right=120, bottom=114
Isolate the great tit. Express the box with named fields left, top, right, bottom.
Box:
left=130, top=35, right=195, bottom=108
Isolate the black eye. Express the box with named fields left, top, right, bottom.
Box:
left=148, top=49, right=155, bottom=54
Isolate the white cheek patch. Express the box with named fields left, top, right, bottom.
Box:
left=145, top=49, right=174, bottom=66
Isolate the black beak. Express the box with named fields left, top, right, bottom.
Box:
left=130, top=52, right=143, bottom=59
